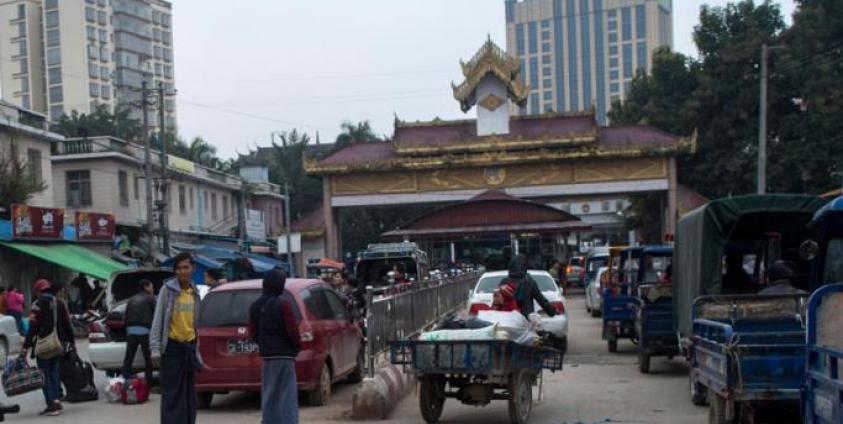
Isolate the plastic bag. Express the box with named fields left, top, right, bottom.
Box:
left=122, top=378, right=150, bottom=405
left=106, top=377, right=124, bottom=403
left=418, top=324, right=497, bottom=342
left=478, top=310, right=540, bottom=345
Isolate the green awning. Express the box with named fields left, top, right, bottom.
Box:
left=0, top=242, right=128, bottom=281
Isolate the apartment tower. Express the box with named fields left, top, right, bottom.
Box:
left=505, top=0, right=673, bottom=123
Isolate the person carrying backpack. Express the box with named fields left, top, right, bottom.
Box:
left=21, top=279, right=75, bottom=417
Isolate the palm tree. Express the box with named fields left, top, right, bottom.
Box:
left=334, top=121, right=381, bottom=148
left=188, top=136, right=219, bottom=168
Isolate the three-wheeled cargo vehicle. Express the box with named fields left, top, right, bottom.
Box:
left=602, top=246, right=637, bottom=353
left=391, top=339, right=563, bottom=424
left=632, top=245, right=676, bottom=373
left=673, top=194, right=826, bottom=423
left=355, top=242, right=430, bottom=289
left=804, top=195, right=843, bottom=424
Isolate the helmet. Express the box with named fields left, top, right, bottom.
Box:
left=34, top=279, right=51, bottom=293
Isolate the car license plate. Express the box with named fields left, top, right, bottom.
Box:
left=227, top=339, right=258, bottom=355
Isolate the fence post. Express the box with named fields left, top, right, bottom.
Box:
left=366, top=286, right=375, bottom=379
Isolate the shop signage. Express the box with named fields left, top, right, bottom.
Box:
left=246, top=209, right=266, bottom=241
left=11, top=204, right=65, bottom=240
left=75, top=212, right=116, bottom=241
left=277, top=233, right=301, bottom=254
left=168, top=154, right=195, bottom=174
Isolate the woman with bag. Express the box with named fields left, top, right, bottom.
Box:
left=21, top=279, right=74, bottom=417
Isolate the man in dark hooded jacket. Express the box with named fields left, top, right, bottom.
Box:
left=504, top=254, right=557, bottom=318
left=248, top=269, right=300, bottom=424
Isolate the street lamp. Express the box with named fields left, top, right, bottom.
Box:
left=271, top=131, right=295, bottom=277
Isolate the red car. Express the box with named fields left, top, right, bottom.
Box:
left=195, top=279, right=364, bottom=408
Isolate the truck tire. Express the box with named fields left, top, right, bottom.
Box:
left=419, top=378, right=445, bottom=423
left=708, top=393, right=734, bottom=424
left=690, top=378, right=708, bottom=406
left=508, top=371, right=532, bottom=424
left=638, top=350, right=650, bottom=374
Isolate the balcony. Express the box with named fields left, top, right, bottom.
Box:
left=55, top=136, right=137, bottom=157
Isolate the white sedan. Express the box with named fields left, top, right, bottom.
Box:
left=0, top=315, right=23, bottom=364
left=585, top=267, right=609, bottom=318
left=467, top=270, right=568, bottom=352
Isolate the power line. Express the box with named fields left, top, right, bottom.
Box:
left=178, top=99, right=329, bottom=131
left=190, top=89, right=450, bottom=108
left=177, top=68, right=455, bottom=83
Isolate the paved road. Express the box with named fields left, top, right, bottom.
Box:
left=0, top=295, right=707, bottom=423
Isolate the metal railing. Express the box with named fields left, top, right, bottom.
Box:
left=364, top=272, right=480, bottom=377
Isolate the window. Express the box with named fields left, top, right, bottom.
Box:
left=45, top=0, right=58, bottom=9
left=616, top=200, right=624, bottom=211
left=26, top=149, right=41, bottom=185
left=609, top=32, right=617, bottom=43
left=178, top=185, right=186, bottom=215
left=541, top=31, right=550, bottom=41
left=17, top=41, right=27, bottom=56
left=541, top=19, right=550, bottom=29
left=623, top=44, right=633, bottom=78
left=163, top=65, right=173, bottom=78
left=153, top=46, right=161, bottom=59
left=602, top=201, right=610, bottom=212
left=543, top=78, right=552, bottom=87
left=161, top=14, right=171, bottom=27
left=49, top=86, right=63, bottom=102
left=101, top=85, right=110, bottom=99
left=610, top=57, right=618, bottom=68
left=100, top=47, right=109, bottom=62
left=542, top=42, right=551, bottom=52
left=17, top=3, right=25, bottom=17
left=516, top=24, right=525, bottom=55
left=204, top=191, right=209, bottom=212
left=155, top=63, right=162, bottom=76
left=99, top=29, right=107, bottom=43
left=49, top=105, right=63, bottom=118
left=163, top=48, right=171, bottom=61
left=47, top=48, right=61, bottom=65
left=542, top=55, right=551, bottom=65
left=20, top=76, right=28, bottom=93
left=622, top=7, right=632, bottom=41
left=97, top=0, right=105, bottom=7
left=48, top=67, right=62, bottom=84
left=88, top=62, right=98, bottom=77
left=21, top=95, right=29, bottom=109
left=636, top=4, right=646, bottom=39
left=19, top=59, right=27, bottom=74
left=610, top=69, right=619, bottom=81
left=543, top=66, right=551, bottom=76
left=543, top=91, right=552, bottom=101
left=100, top=66, right=110, bottom=80
left=610, top=82, right=620, bottom=93
left=608, top=9, right=617, bottom=18
left=47, top=29, right=60, bottom=47
left=608, top=20, right=617, bottom=31
left=189, top=187, right=194, bottom=210
left=87, top=45, right=98, bottom=60
left=85, top=7, right=95, bottom=22
left=222, top=195, right=228, bottom=218
left=302, top=289, right=336, bottom=321
left=609, top=45, right=618, bottom=56
left=637, top=41, right=648, bottom=70
left=153, top=28, right=161, bottom=42
left=97, top=10, right=106, bottom=25
left=528, top=22, right=538, bottom=55
left=163, top=31, right=172, bottom=45
left=89, top=82, right=99, bottom=97
left=47, top=10, right=59, bottom=27
left=118, top=171, right=129, bottom=207
left=197, top=290, right=264, bottom=328
left=211, top=193, right=218, bottom=220
left=18, top=22, right=25, bottom=36
left=152, top=11, right=160, bottom=25
left=133, top=174, right=139, bottom=200
left=325, top=291, right=350, bottom=321
left=87, top=26, right=96, bottom=40
left=66, top=170, right=92, bottom=207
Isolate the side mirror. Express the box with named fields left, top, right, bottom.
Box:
left=800, top=239, right=819, bottom=261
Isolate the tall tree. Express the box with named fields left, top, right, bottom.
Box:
left=271, top=129, right=323, bottom=222
left=0, top=141, right=47, bottom=218
left=188, top=136, right=221, bottom=169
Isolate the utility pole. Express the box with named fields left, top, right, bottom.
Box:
left=758, top=43, right=769, bottom=194
left=141, top=80, right=154, bottom=263
left=272, top=131, right=295, bottom=277
left=157, top=82, right=170, bottom=256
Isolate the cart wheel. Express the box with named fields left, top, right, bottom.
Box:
left=607, top=339, right=618, bottom=353
left=690, top=377, right=708, bottom=406
left=419, top=378, right=445, bottom=423
left=508, top=371, right=533, bottom=424
left=638, top=350, right=650, bottom=374
left=708, top=392, right=735, bottom=424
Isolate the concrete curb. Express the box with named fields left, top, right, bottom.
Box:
left=351, top=363, right=415, bottom=420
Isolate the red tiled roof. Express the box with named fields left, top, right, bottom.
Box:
left=292, top=203, right=324, bottom=233
left=317, top=142, right=394, bottom=166
left=598, top=125, right=679, bottom=150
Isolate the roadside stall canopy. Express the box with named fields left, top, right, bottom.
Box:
left=0, top=241, right=128, bottom=281
left=673, top=194, right=826, bottom=336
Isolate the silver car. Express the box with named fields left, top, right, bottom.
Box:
left=585, top=267, right=608, bottom=318
left=88, top=269, right=173, bottom=375
left=0, top=315, right=23, bottom=364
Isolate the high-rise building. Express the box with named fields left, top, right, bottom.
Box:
left=505, top=0, right=673, bottom=123
left=0, top=0, right=175, bottom=131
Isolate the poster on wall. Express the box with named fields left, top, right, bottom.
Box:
left=11, top=204, right=65, bottom=240
left=75, top=212, right=116, bottom=241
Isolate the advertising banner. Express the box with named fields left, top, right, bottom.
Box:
left=11, top=204, right=65, bottom=240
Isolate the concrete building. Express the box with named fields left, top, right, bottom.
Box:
left=505, top=0, right=673, bottom=123
left=0, top=0, right=176, bottom=132
left=0, top=100, right=64, bottom=207
left=49, top=136, right=277, bottom=241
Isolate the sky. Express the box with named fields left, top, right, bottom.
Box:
left=172, top=1, right=797, bottom=159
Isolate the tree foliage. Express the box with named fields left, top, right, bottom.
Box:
left=0, top=141, right=47, bottom=218
left=270, top=129, right=323, bottom=222
left=334, top=121, right=383, bottom=149
left=612, top=0, right=841, bottom=200
left=52, top=105, right=143, bottom=141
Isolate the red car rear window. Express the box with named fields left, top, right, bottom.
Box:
left=198, top=290, right=264, bottom=328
